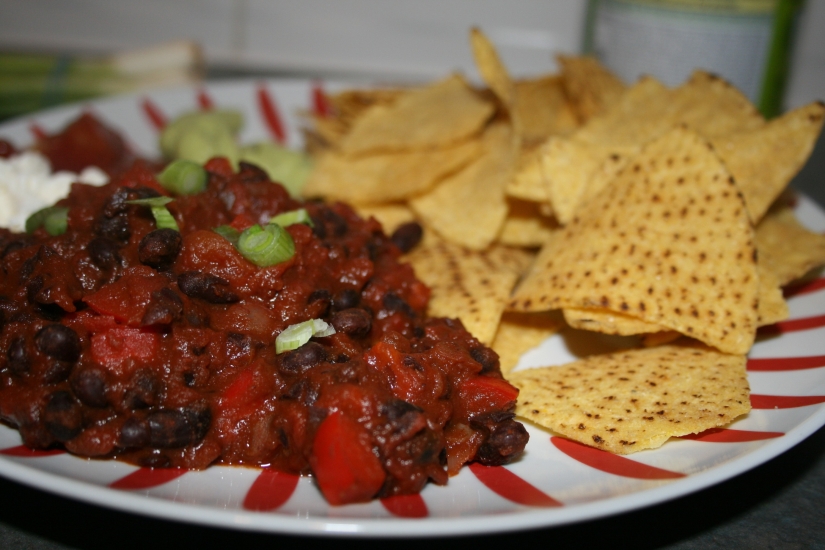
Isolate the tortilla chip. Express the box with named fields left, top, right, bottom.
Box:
left=493, top=311, right=564, bottom=375
left=756, top=263, right=789, bottom=327
left=756, top=202, right=825, bottom=286
left=510, top=343, right=751, bottom=454
left=498, top=198, right=559, bottom=248
left=506, top=145, right=552, bottom=204
left=470, top=27, right=516, bottom=114
left=339, top=74, right=494, bottom=156
left=557, top=55, right=627, bottom=123
left=509, top=127, right=759, bottom=355
left=354, top=203, right=417, bottom=235
left=563, top=308, right=666, bottom=335
left=404, top=233, right=527, bottom=345
left=714, top=101, right=825, bottom=223
left=515, top=75, right=580, bottom=145
left=303, top=138, right=481, bottom=203
left=410, top=121, right=516, bottom=250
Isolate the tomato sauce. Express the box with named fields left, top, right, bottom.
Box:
left=0, top=115, right=527, bottom=505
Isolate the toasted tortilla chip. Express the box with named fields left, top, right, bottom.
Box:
left=756, top=202, right=825, bottom=286
left=506, top=145, right=551, bottom=204
left=410, top=121, right=516, bottom=250
left=757, top=263, right=789, bottom=326
left=515, top=75, right=580, bottom=145
left=510, top=343, right=751, bottom=454
left=404, top=233, right=528, bottom=344
left=493, top=312, right=564, bottom=375
left=557, top=55, right=627, bottom=123
left=498, top=198, right=559, bottom=248
left=510, top=128, right=759, bottom=355
left=303, top=138, right=481, bottom=203
left=354, top=203, right=417, bottom=235
left=563, top=308, right=666, bottom=335
left=339, top=74, right=494, bottom=156
left=470, top=27, right=516, bottom=114
left=714, top=102, right=825, bottom=223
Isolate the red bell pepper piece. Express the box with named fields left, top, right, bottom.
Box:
left=310, top=411, right=386, bottom=505
left=457, top=376, right=519, bottom=419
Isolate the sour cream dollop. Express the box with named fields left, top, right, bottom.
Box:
left=0, top=151, right=109, bottom=232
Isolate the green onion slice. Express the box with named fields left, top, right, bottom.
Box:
left=270, top=208, right=313, bottom=228
left=275, top=319, right=336, bottom=354
left=126, top=197, right=179, bottom=231
left=236, top=223, right=295, bottom=267
left=158, top=159, right=208, bottom=195
left=25, top=206, right=69, bottom=235
left=213, top=225, right=240, bottom=245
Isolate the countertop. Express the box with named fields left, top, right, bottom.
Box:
left=0, top=107, right=823, bottom=550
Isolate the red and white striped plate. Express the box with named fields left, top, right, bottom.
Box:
left=1, top=79, right=824, bottom=537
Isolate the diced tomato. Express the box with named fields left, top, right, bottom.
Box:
left=310, top=411, right=386, bottom=505
left=83, top=267, right=168, bottom=326
left=90, top=327, right=159, bottom=369
left=204, top=157, right=234, bottom=177
left=365, top=341, right=420, bottom=402
left=456, top=376, right=519, bottom=419
left=229, top=214, right=255, bottom=232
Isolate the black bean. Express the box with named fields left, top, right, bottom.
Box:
left=94, top=213, right=131, bottom=242
left=35, top=324, right=81, bottom=362
left=382, top=398, right=423, bottom=422
left=43, top=360, right=73, bottom=384
left=120, top=417, right=150, bottom=447
left=470, top=346, right=500, bottom=374
left=87, top=237, right=122, bottom=270
left=310, top=215, right=326, bottom=239
left=7, top=337, right=29, bottom=375
left=123, top=369, right=161, bottom=409
left=321, top=208, right=348, bottom=237
left=307, top=289, right=331, bottom=316
left=146, top=404, right=211, bottom=448
left=330, top=308, right=372, bottom=337
left=71, top=368, right=108, bottom=408
left=226, top=332, right=252, bottom=360
left=332, top=289, right=359, bottom=311
left=43, top=391, right=82, bottom=442
left=390, top=222, right=423, bottom=253
left=141, top=288, right=183, bottom=326
left=237, top=162, right=270, bottom=183
left=471, top=412, right=529, bottom=466
left=138, top=229, right=182, bottom=271
left=177, top=271, right=239, bottom=304
left=102, top=187, right=130, bottom=217
left=280, top=342, right=326, bottom=374
left=383, top=292, right=415, bottom=317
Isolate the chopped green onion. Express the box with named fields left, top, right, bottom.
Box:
left=158, top=159, right=207, bottom=195
left=276, top=319, right=336, bottom=354
left=236, top=223, right=295, bottom=267
left=270, top=208, right=313, bottom=227
left=213, top=225, right=240, bottom=245
left=25, top=206, right=69, bottom=235
left=126, top=197, right=179, bottom=231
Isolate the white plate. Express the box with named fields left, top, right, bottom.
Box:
left=1, top=79, right=824, bottom=538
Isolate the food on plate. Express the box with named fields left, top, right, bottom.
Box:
left=303, top=28, right=825, bottom=455
left=509, top=343, right=750, bottom=454
left=0, top=113, right=528, bottom=506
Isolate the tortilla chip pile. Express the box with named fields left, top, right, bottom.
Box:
left=302, top=28, right=825, bottom=454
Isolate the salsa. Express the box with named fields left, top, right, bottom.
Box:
left=0, top=115, right=528, bottom=505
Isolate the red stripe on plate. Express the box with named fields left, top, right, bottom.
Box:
left=197, top=89, right=214, bottom=110
left=380, top=493, right=429, bottom=518
left=784, top=277, right=825, bottom=297
left=552, top=437, right=686, bottom=479
left=678, top=428, right=784, bottom=442
left=750, top=394, right=825, bottom=409
left=760, top=314, right=825, bottom=335
left=0, top=445, right=65, bottom=457
left=257, top=84, right=286, bottom=144
left=469, top=463, right=561, bottom=507
left=312, top=81, right=331, bottom=118
left=141, top=98, right=167, bottom=131
left=242, top=468, right=299, bottom=511
left=109, top=467, right=187, bottom=490
left=748, top=355, right=825, bottom=371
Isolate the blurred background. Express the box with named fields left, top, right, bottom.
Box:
left=0, top=0, right=823, bottom=120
